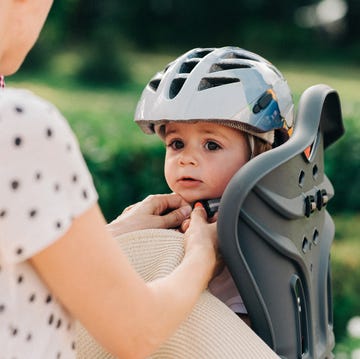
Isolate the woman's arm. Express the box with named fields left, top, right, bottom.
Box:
left=30, top=200, right=217, bottom=358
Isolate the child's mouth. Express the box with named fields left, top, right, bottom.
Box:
left=178, top=177, right=202, bottom=187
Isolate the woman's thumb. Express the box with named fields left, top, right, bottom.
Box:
left=192, top=202, right=207, bottom=220
left=162, top=205, right=192, bottom=228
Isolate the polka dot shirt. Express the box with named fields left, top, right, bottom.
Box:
left=0, top=88, right=98, bottom=358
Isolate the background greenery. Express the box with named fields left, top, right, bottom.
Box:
left=6, top=0, right=360, bottom=355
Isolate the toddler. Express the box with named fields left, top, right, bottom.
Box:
left=76, top=46, right=292, bottom=358
left=135, top=46, right=294, bottom=319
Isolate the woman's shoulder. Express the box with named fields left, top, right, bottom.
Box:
left=0, top=87, right=75, bottom=142
left=0, top=87, right=57, bottom=112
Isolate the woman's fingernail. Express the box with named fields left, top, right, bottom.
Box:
left=194, top=202, right=204, bottom=209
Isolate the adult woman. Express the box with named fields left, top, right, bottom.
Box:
left=0, top=0, right=219, bottom=357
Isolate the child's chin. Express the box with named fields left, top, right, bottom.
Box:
left=181, top=195, right=211, bottom=205
left=177, top=193, right=198, bottom=205
left=176, top=190, right=217, bottom=204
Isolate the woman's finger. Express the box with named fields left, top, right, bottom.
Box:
left=190, top=202, right=208, bottom=223
left=143, top=193, right=188, bottom=215
left=158, top=205, right=192, bottom=229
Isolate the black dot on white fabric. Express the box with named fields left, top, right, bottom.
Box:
left=57, top=352, right=62, bottom=359
left=16, top=247, right=23, bottom=256
left=29, top=293, right=36, bottom=302
left=48, top=313, right=54, bottom=325
left=14, top=106, right=24, bottom=113
left=0, top=304, right=5, bottom=313
left=10, top=179, right=20, bottom=191
left=55, top=221, right=62, bottom=230
left=34, top=171, right=42, bottom=181
left=28, top=209, right=38, bottom=218
left=0, top=209, right=7, bottom=218
left=14, top=136, right=23, bottom=147
left=66, top=143, right=72, bottom=152
left=56, top=318, right=62, bottom=329
left=82, top=189, right=88, bottom=200
left=46, top=127, right=53, bottom=138
left=54, top=183, right=61, bottom=192
left=71, top=341, right=76, bottom=350
left=45, top=294, right=52, bottom=304
left=10, top=326, right=18, bottom=336
left=26, top=333, right=32, bottom=341
left=17, top=275, right=24, bottom=284
left=72, top=174, right=78, bottom=183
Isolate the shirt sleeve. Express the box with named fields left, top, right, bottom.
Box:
left=0, top=88, right=98, bottom=264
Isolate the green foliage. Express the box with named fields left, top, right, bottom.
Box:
left=21, top=42, right=53, bottom=72
left=332, top=215, right=360, bottom=342
left=75, top=29, right=131, bottom=87
left=39, top=0, right=360, bottom=64
left=85, top=144, right=169, bottom=221
left=334, top=336, right=360, bottom=357
left=282, top=62, right=360, bottom=214
left=326, top=118, right=360, bottom=213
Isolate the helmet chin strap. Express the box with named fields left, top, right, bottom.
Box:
left=193, top=198, right=221, bottom=218
left=248, top=134, right=255, bottom=160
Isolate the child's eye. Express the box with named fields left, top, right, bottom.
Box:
left=168, top=139, right=184, bottom=150
left=205, top=141, right=221, bottom=151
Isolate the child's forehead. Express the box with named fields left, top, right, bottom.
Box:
left=163, top=121, right=245, bottom=138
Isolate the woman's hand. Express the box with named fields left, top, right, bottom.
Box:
left=180, top=206, right=218, bottom=233
left=182, top=203, right=221, bottom=284
left=107, top=193, right=192, bottom=237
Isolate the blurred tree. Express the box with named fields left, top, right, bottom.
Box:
left=21, top=0, right=359, bottom=80
left=103, top=0, right=357, bottom=61
left=57, top=0, right=130, bottom=85
left=344, top=0, right=360, bottom=60
left=28, top=0, right=358, bottom=63
left=326, top=118, right=360, bottom=213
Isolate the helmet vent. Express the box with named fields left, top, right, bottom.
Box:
left=223, top=52, right=260, bottom=62
left=169, top=76, right=187, bottom=99
left=163, top=63, right=172, bottom=73
left=198, top=77, right=240, bottom=91
left=209, top=62, right=252, bottom=73
left=190, top=49, right=214, bottom=59
left=179, top=60, right=199, bottom=74
left=149, top=78, right=161, bottom=91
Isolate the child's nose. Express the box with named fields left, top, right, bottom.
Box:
left=178, top=149, right=198, bottom=166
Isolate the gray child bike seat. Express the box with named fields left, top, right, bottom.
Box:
left=218, top=84, right=344, bottom=359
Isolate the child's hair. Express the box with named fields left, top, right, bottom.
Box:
left=134, top=46, right=294, bottom=149
left=252, top=136, right=272, bottom=157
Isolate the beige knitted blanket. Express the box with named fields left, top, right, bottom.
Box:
left=76, top=228, right=279, bottom=358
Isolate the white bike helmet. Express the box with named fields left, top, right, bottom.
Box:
left=135, top=46, right=294, bottom=145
